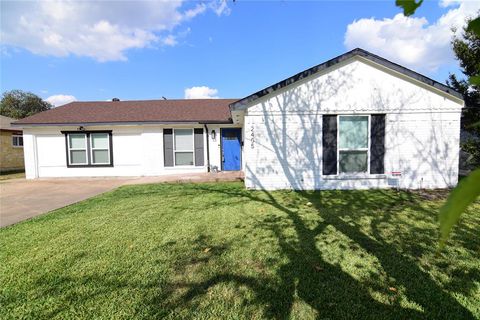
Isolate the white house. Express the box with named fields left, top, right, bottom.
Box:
left=14, top=49, right=463, bottom=190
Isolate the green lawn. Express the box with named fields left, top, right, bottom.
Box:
left=1, top=182, right=479, bottom=319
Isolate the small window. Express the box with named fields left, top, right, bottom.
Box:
left=174, top=129, right=194, bottom=166
left=338, top=116, right=369, bottom=173
left=12, top=135, right=23, bottom=147
left=90, top=133, right=110, bottom=164
left=68, top=134, right=88, bottom=165
left=63, top=131, right=113, bottom=167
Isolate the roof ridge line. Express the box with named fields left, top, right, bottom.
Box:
left=230, top=48, right=463, bottom=109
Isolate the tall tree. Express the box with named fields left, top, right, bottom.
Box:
left=447, top=18, right=480, bottom=165
left=396, top=2, right=480, bottom=249
left=0, top=90, right=53, bottom=119
left=440, top=21, right=480, bottom=248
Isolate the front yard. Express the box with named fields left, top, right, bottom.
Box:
left=1, top=182, right=479, bottom=319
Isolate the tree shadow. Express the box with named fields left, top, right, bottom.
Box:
left=141, top=58, right=472, bottom=318
left=152, top=183, right=477, bottom=319
left=202, top=54, right=474, bottom=318
left=16, top=183, right=476, bottom=319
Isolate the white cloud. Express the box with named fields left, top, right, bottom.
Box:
left=162, top=35, right=178, bottom=47
left=344, top=0, right=480, bottom=71
left=184, top=86, right=219, bottom=99
left=210, top=0, right=231, bottom=16
left=46, top=94, right=77, bottom=107
left=184, top=3, right=207, bottom=19
left=0, top=1, right=230, bottom=62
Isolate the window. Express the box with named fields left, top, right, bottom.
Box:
left=174, top=129, right=194, bottom=166
left=63, top=131, right=113, bottom=167
left=90, top=133, right=110, bottom=164
left=338, top=115, right=369, bottom=173
left=68, top=133, right=88, bottom=165
left=12, top=135, right=23, bottom=147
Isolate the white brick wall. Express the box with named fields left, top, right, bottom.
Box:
left=244, top=57, right=462, bottom=190
left=386, top=112, right=460, bottom=189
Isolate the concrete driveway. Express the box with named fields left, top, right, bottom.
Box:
left=0, top=178, right=129, bottom=227
left=0, top=172, right=243, bottom=227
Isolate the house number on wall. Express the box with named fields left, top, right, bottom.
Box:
left=250, top=125, right=255, bottom=149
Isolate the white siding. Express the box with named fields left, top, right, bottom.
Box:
left=244, top=57, right=462, bottom=190
left=23, top=125, right=213, bottom=178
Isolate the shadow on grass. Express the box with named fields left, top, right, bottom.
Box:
left=7, top=183, right=476, bottom=319
left=153, top=183, right=477, bottom=319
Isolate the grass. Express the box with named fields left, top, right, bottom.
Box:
left=0, top=170, right=25, bottom=181
left=1, top=182, right=479, bottom=319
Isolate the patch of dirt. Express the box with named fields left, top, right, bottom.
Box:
left=409, top=189, right=451, bottom=201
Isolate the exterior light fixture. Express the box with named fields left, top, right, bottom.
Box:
left=211, top=129, right=216, bottom=141
left=78, top=126, right=85, bottom=131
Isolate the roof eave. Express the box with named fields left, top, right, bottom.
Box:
left=0, top=128, right=23, bottom=132
left=13, top=119, right=233, bottom=127
left=230, top=48, right=463, bottom=110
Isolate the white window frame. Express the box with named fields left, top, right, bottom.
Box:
left=337, top=115, right=371, bottom=175
left=90, top=133, right=111, bottom=165
left=67, top=133, right=88, bottom=166
left=12, top=134, right=23, bottom=148
left=173, top=128, right=195, bottom=167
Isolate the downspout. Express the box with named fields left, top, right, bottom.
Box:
left=204, top=124, right=211, bottom=172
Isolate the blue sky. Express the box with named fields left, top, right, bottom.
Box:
left=1, top=0, right=479, bottom=106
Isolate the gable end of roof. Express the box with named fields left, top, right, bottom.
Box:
left=230, top=48, right=463, bottom=110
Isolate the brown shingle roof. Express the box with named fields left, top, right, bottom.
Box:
left=13, top=99, right=237, bottom=125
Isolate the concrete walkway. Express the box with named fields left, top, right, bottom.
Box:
left=0, top=171, right=243, bottom=227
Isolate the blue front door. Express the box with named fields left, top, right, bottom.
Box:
left=222, top=128, right=242, bottom=171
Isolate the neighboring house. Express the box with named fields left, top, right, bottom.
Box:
left=0, top=115, right=24, bottom=173
left=13, top=49, right=463, bottom=190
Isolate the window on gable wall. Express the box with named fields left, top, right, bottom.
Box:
left=338, top=115, right=369, bottom=173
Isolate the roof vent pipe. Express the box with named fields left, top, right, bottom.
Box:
left=112, top=98, right=120, bottom=102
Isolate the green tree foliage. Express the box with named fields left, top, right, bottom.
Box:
left=448, top=19, right=480, bottom=166
left=395, top=0, right=423, bottom=16
left=441, top=17, right=480, bottom=247
left=0, top=90, right=53, bottom=119
left=396, top=1, right=480, bottom=41
left=439, top=169, right=480, bottom=249
left=396, top=1, right=480, bottom=248
left=466, top=16, right=480, bottom=87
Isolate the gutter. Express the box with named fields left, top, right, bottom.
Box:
left=204, top=124, right=211, bottom=172
left=11, top=120, right=234, bottom=127
left=0, top=128, right=23, bottom=133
